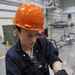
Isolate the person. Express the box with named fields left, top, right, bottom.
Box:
left=5, top=3, right=68, bottom=75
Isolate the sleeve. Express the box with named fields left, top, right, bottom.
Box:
left=43, top=37, right=62, bottom=69
left=5, top=54, right=22, bottom=75
left=55, top=69, right=68, bottom=75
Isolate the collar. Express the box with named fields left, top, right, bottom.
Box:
left=15, top=39, right=30, bottom=60
left=15, top=39, right=41, bottom=60
left=15, top=39, right=22, bottom=52
left=15, top=39, right=39, bottom=55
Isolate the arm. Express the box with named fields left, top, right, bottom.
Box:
left=52, top=61, right=68, bottom=75
left=43, top=38, right=68, bottom=75
left=52, top=61, right=63, bottom=73
left=38, top=37, right=68, bottom=75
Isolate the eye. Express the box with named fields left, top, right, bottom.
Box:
left=27, top=32, right=39, bottom=38
left=27, top=35, right=32, bottom=37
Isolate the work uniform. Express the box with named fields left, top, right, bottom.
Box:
left=5, top=36, right=61, bottom=75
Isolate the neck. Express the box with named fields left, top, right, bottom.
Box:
left=20, top=40, right=33, bottom=56
left=22, top=46, right=33, bottom=56
left=22, top=44, right=32, bottom=51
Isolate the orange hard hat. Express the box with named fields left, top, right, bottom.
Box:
left=12, top=4, right=44, bottom=31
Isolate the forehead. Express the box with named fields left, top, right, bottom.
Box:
left=21, top=29, right=39, bottom=34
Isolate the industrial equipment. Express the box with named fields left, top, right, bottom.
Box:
left=2, top=25, right=19, bottom=45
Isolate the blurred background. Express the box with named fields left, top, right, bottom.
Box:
left=0, top=0, right=75, bottom=75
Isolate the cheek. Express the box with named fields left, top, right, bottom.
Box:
left=20, top=35, right=30, bottom=43
left=21, top=35, right=26, bottom=41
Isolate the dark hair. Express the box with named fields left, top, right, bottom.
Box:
left=16, top=26, right=21, bottom=32
left=44, top=28, right=48, bottom=37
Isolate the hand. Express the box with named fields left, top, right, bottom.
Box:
left=55, top=69, right=68, bottom=75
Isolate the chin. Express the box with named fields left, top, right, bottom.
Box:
left=29, top=45, right=34, bottom=48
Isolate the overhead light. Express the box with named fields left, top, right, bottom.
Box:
left=46, top=3, right=56, bottom=10
left=45, top=1, right=56, bottom=10
left=48, top=2, right=55, bottom=6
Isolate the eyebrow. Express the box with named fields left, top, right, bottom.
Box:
left=27, top=32, right=39, bottom=35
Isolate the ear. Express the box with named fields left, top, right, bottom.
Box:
left=15, top=29, right=20, bottom=37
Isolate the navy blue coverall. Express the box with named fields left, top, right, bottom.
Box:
left=5, top=37, right=61, bottom=75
